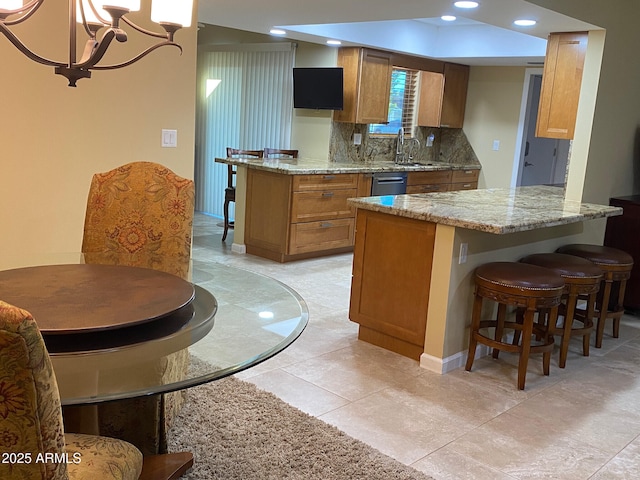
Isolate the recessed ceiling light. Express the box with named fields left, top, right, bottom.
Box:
left=454, top=1, right=479, bottom=8
left=441, top=15, right=457, bottom=21
left=270, top=28, right=287, bottom=35
left=514, top=19, right=537, bottom=27
left=326, top=40, right=342, bottom=46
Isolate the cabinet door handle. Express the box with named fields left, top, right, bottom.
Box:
left=320, top=222, right=333, bottom=228
left=323, top=175, right=336, bottom=180
left=463, top=184, right=472, bottom=188
left=322, top=192, right=334, bottom=197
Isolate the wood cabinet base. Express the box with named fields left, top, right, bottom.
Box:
left=349, top=209, right=436, bottom=360
left=358, top=326, right=424, bottom=361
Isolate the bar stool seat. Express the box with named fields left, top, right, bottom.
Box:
left=520, top=253, right=603, bottom=368
left=465, top=262, right=565, bottom=390
left=556, top=244, right=633, bottom=348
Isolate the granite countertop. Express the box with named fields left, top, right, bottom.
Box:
left=347, top=186, right=622, bottom=234
left=214, top=157, right=480, bottom=174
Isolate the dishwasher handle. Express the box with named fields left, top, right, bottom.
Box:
left=375, top=176, right=407, bottom=183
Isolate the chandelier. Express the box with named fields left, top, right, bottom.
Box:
left=0, top=0, right=194, bottom=86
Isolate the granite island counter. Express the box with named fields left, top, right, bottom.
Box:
left=346, top=186, right=622, bottom=372
left=215, top=156, right=480, bottom=261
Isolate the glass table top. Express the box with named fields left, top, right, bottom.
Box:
left=2, top=253, right=308, bottom=405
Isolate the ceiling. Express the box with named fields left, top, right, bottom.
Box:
left=197, top=0, right=600, bottom=66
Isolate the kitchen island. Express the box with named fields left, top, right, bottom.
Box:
left=215, top=156, right=480, bottom=262
left=347, top=186, right=622, bottom=371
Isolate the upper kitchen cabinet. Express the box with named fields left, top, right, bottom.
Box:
left=333, top=48, right=392, bottom=124
left=417, top=63, right=469, bottom=128
left=536, top=32, right=588, bottom=140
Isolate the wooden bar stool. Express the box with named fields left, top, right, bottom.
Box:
left=556, top=244, right=634, bottom=348
left=520, top=253, right=603, bottom=368
left=465, top=262, right=564, bottom=390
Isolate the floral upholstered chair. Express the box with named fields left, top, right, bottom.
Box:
left=78, top=161, right=195, bottom=455
left=0, top=300, right=143, bottom=480
left=81, top=161, right=194, bottom=279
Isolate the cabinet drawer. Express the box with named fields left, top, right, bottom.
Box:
left=451, top=169, right=479, bottom=183
left=292, top=174, right=359, bottom=191
left=406, top=184, right=450, bottom=194
left=407, top=170, right=452, bottom=186
left=289, top=218, right=355, bottom=254
left=291, top=189, right=357, bottom=223
left=450, top=181, right=477, bottom=191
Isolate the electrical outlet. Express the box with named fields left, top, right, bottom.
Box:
left=492, top=140, right=500, bottom=151
left=459, top=243, right=468, bottom=264
left=353, top=133, right=362, bottom=145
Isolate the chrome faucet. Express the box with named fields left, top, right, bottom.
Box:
left=395, top=127, right=404, bottom=164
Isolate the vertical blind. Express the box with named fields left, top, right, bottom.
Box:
left=195, top=43, right=295, bottom=217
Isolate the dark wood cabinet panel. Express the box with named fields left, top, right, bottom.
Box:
left=604, top=196, right=640, bottom=309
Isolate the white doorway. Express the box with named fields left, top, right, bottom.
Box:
left=512, top=69, right=570, bottom=187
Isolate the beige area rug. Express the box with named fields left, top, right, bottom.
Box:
left=167, top=374, right=436, bottom=480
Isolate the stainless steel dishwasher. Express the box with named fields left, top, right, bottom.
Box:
left=370, top=172, right=408, bottom=195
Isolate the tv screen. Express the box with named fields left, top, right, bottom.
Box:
left=293, top=67, right=344, bottom=110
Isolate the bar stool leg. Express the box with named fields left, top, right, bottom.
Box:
left=613, top=279, right=628, bottom=339
left=559, top=292, right=578, bottom=368
left=493, top=303, right=507, bottom=359
left=584, top=292, right=596, bottom=356
left=465, top=292, right=484, bottom=371
left=544, top=306, right=558, bottom=375
left=596, top=278, right=613, bottom=348
left=517, top=306, right=535, bottom=391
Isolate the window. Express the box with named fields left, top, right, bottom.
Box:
left=369, top=67, right=418, bottom=136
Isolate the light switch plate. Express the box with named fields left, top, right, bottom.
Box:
left=162, top=129, right=177, bottom=148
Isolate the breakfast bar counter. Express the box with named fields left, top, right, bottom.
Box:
left=215, top=156, right=480, bottom=262
left=346, top=186, right=622, bottom=371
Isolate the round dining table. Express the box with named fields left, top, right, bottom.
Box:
left=0, top=252, right=309, bottom=478
left=0, top=252, right=308, bottom=404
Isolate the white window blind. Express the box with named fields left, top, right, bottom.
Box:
left=194, top=43, right=295, bottom=217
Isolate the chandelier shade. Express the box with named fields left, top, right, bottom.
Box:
left=0, top=0, right=194, bottom=86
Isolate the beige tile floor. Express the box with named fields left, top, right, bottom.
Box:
left=193, top=212, right=640, bottom=479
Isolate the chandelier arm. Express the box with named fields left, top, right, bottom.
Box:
left=0, top=23, right=64, bottom=67
left=120, top=16, right=170, bottom=40
left=90, top=42, right=182, bottom=70
left=1, top=0, right=42, bottom=26
left=75, top=28, right=120, bottom=69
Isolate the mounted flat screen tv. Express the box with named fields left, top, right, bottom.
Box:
left=293, top=67, right=344, bottom=110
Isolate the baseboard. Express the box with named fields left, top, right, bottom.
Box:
left=420, top=345, right=491, bottom=374
left=231, top=243, right=246, bottom=254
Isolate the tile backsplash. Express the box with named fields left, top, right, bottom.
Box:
left=329, top=122, right=480, bottom=166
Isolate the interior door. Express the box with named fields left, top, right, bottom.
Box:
left=519, top=75, right=570, bottom=186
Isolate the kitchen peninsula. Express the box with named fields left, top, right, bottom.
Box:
left=215, top=156, right=480, bottom=262
left=347, top=186, right=622, bottom=372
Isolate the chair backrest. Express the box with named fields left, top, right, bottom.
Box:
left=264, top=148, right=299, bottom=159
left=226, top=148, right=264, bottom=158
left=225, top=148, right=264, bottom=189
left=81, top=161, right=195, bottom=280
left=0, top=300, right=69, bottom=479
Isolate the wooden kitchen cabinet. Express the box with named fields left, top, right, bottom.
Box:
left=417, top=63, right=469, bottom=128
left=406, top=169, right=478, bottom=193
left=407, top=170, right=452, bottom=193
left=450, top=168, right=480, bottom=191
left=536, top=32, right=588, bottom=140
left=333, top=47, right=392, bottom=124
left=245, top=170, right=366, bottom=262
left=349, top=209, right=437, bottom=360
left=604, top=196, right=640, bottom=310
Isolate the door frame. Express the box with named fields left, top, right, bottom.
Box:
left=511, top=68, right=543, bottom=188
